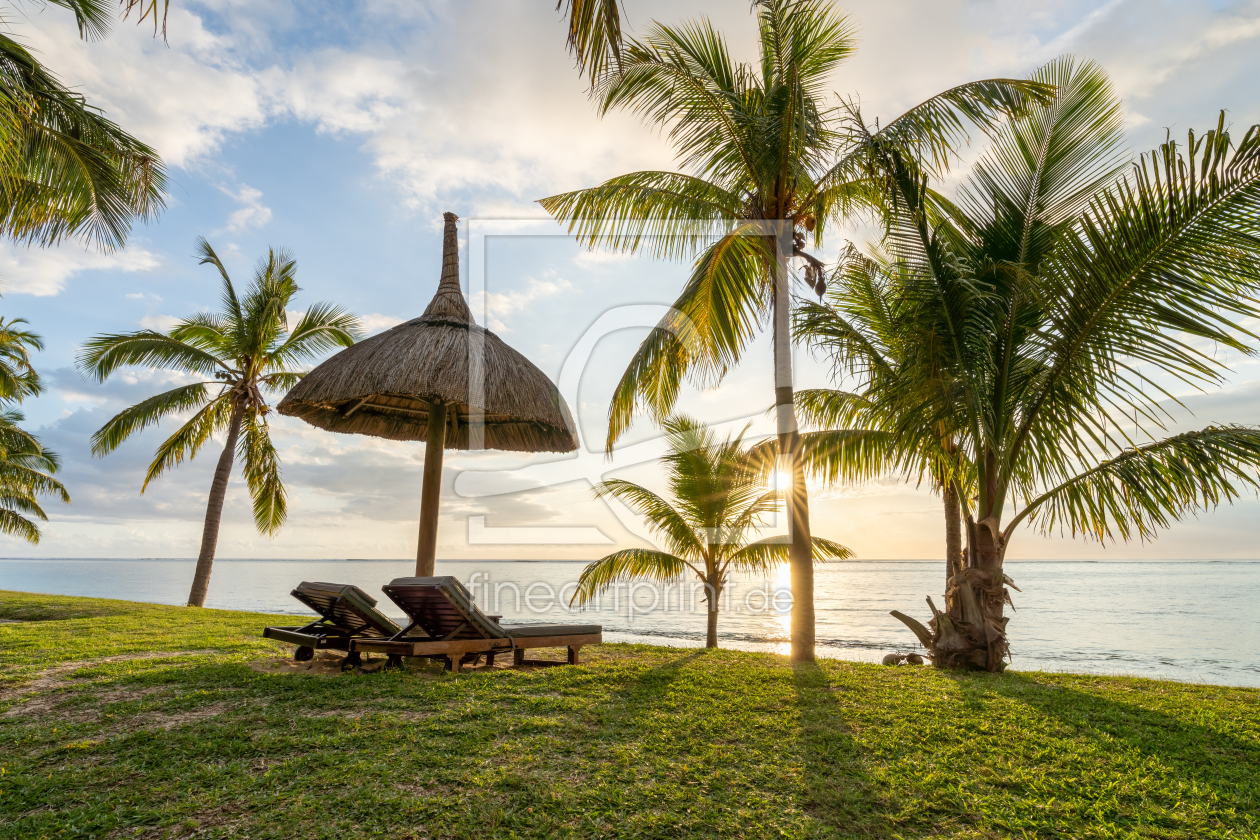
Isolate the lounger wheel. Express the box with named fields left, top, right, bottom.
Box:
left=294, top=645, right=315, bottom=662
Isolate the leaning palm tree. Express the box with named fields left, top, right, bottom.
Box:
left=77, top=239, right=361, bottom=607
left=1, top=1, right=166, bottom=249
left=540, top=0, right=1050, bottom=659
left=572, top=414, right=850, bottom=648
left=793, top=57, right=1260, bottom=670
left=0, top=408, right=70, bottom=543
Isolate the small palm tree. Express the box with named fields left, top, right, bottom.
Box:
left=572, top=415, right=851, bottom=648
left=77, top=239, right=361, bottom=606
left=0, top=408, right=69, bottom=543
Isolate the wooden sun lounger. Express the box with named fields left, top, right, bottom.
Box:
left=263, top=581, right=403, bottom=663
left=351, top=576, right=602, bottom=672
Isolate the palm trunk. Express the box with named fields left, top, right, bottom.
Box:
left=894, top=467, right=1011, bottom=672
left=187, top=404, right=243, bottom=608
left=773, top=225, right=814, bottom=662
left=943, top=481, right=963, bottom=615
left=705, top=573, right=720, bottom=649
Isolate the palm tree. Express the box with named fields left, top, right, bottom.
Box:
left=788, top=243, right=973, bottom=608
left=0, top=312, right=69, bottom=544
left=0, top=314, right=46, bottom=403
left=0, top=408, right=69, bottom=544
left=1, top=1, right=166, bottom=249
left=572, top=415, right=850, bottom=648
left=539, top=0, right=1050, bottom=659
left=77, top=239, right=361, bottom=607
left=792, top=57, right=1260, bottom=670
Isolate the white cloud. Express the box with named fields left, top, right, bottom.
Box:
left=475, top=273, right=572, bottom=333
left=139, top=314, right=181, bottom=332
left=358, top=313, right=405, bottom=334
left=218, top=184, right=272, bottom=232
left=0, top=241, right=160, bottom=296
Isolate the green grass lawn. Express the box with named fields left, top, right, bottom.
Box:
left=0, top=590, right=1257, bottom=839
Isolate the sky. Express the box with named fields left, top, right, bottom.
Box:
left=2, top=0, right=1260, bottom=564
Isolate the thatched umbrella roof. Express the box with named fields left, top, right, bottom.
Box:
left=277, top=211, right=578, bottom=576
left=277, top=212, right=578, bottom=453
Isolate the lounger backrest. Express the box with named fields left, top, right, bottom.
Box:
left=382, top=576, right=507, bottom=640
left=291, top=581, right=401, bottom=638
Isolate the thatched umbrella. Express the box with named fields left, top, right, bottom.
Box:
left=278, top=212, right=579, bottom=575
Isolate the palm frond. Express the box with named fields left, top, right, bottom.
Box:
left=557, top=0, right=624, bottom=84
left=569, top=548, right=693, bottom=607
left=539, top=171, right=741, bottom=261
left=1006, top=426, right=1260, bottom=544
left=0, top=508, right=42, bottom=543
left=725, top=534, right=852, bottom=574
left=594, top=478, right=702, bottom=559
left=238, top=412, right=286, bottom=536
left=141, top=397, right=234, bottom=491
left=0, top=32, right=166, bottom=250
left=89, top=382, right=212, bottom=456
left=76, top=332, right=225, bottom=381
left=266, top=302, right=360, bottom=369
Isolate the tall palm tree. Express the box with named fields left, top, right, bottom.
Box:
left=793, top=57, right=1260, bottom=670
left=1, top=1, right=166, bottom=249
left=539, top=0, right=1050, bottom=660
left=573, top=414, right=850, bottom=648
left=77, top=239, right=361, bottom=607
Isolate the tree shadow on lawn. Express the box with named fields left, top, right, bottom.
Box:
left=941, top=669, right=1260, bottom=834
left=791, top=660, right=910, bottom=839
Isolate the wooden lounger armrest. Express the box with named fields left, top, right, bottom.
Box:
left=263, top=626, right=352, bottom=651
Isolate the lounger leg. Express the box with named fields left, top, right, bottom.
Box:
left=341, top=650, right=362, bottom=670
left=386, top=654, right=403, bottom=669
left=485, top=651, right=496, bottom=668
left=513, top=648, right=524, bottom=667
left=447, top=654, right=461, bottom=674
left=568, top=645, right=581, bottom=665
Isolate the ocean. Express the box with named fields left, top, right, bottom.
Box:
left=2, top=557, right=1257, bottom=687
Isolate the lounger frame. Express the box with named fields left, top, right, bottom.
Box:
left=351, top=632, right=602, bottom=672
left=354, top=576, right=602, bottom=672
left=262, top=582, right=401, bottom=662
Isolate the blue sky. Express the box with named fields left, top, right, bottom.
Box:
left=3, top=0, right=1260, bottom=563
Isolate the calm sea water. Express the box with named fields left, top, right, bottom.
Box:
left=2, top=558, right=1257, bottom=687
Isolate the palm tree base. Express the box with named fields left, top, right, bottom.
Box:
left=891, top=571, right=1010, bottom=673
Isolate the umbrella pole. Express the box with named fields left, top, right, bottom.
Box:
left=416, top=400, right=447, bottom=576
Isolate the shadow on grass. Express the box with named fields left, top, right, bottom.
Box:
left=944, top=670, right=1260, bottom=827
left=792, top=661, right=900, bottom=838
